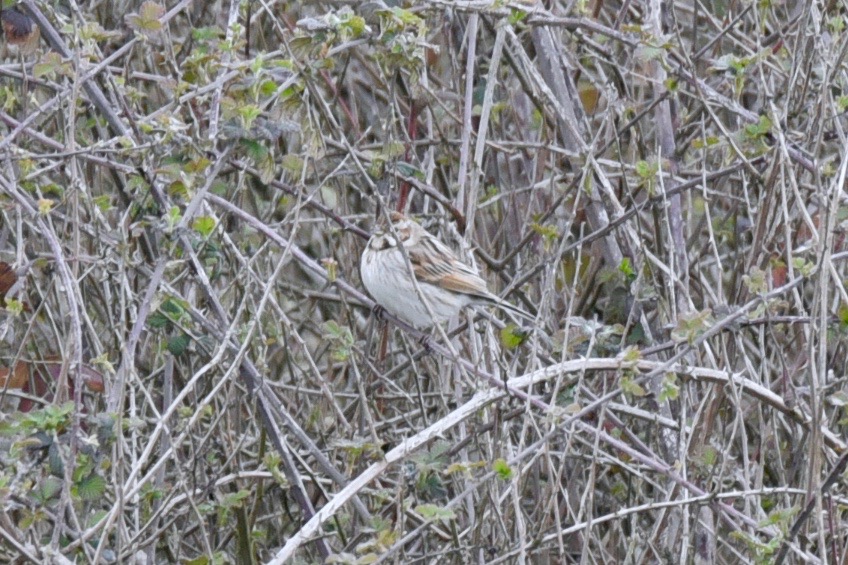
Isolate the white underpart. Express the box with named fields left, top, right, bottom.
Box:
left=360, top=239, right=469, bottom=328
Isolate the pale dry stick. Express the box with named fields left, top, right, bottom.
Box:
left=170, top=190, right=335, bottom=559
left=19, top=0, right=129, bottom=138
left=95, top=301, right=242, bottom=550
left=99, top=253, right=375, bottom=525
left=58, top=40, right=96, bottom=559
left=646, top=0, right=690, bottom=555
left=499, top=486, right=833, bottom=563
left=146, top=69, right=242, bottom=122
left=374, top=454, right=702, bottom=563
left=0, top=94, right=61, bottom=152
left=809, top=123, right=848, bottom=562
left=455, top=12, right=479, bottom=225
left=581, top=404, right=606, bottom=564
left=669, top=55, right=815, bottom=174
left=143, top=208, right=370, bottom=505
left=206, top=190, right=848, bottom=551
left=316, top=264, right=845, bottom=561
left=6, top=18, right=342, bottom=564
left=209, top=188, right=848, bottom=452
left=272, top=354, right=826, bottom=563
left=0, top=111, right=143, bottom=173
left=269, top=378, right=513, bottom=564
left=524, top=14, right=639, bottom=47
left=79, top=290, right=287, bottom=554
left=505, top=157, right=760, bottom=304
left=95, top=152, right=336, bottom=559
left=207, top=193, right=546, bottom=407
left=144, top=355, right=174, bottom=564
left=230, top=159, right=370, bottom=239
left=648, top=0, right=688, bottom=315
left=22, top=0, right=202, bottom=142
left=12, top=12, right=214, bottom=549
left=469, top=22, right=505, bottom=228
left=0, top=524, right=40, bottom=563
left=207, top=0, right=241, bottom=142
left=105, top=146, right=229, bottom=409
left=513, top=25, right=623, bottom=269
left=176, top=251, right=840, bottom=560
left=0, top=176, right=88, bottom=559
left=775, top=449, right=848, bottom=564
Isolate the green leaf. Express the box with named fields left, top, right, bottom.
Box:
left=147, top=311, right=171, bottom=329
left=670, top=308, right=713, bottom=344
left=4, top=298, right=23, bottom=315
left=759, top=506, right=799, bottom=528
left=658, top=373, right=679, bottom=402
left=530, top=222, right=558, bottom=241
left=619, top=346, right=641, bottom=367
left=509, top=8, right=528, bottom=25
left=395, top=161, right=423, bottom=179
left=322, top=321, right=354, bottom=362
left=634, top=160, right=657, bottom=179
left=33, top=52, right=73, bottom=79
left=618, top=257, right=636, bottom=281
left=744, top=115, right=772, bottom=139
left=499, top=324, right=528, bottom=349
left=693, top=136, right=720, bottom=149
left=76, top=474, right=107, bottom=501
left=93, top=195, right=113, bottom=212
left=193, top=26, right=223, bottom=42
left=126, top=1, right=165, bottom=33
left=241, top=138, right=268, bottom=161
left=341, top=15, right=368, bottom=37
left=237, top=104, right=262, bottom=129
left=38, top=199, right=54, bottom=215
left=415, top=503, right=455, bottom=521
left=192, top=216, right=216, bottom=237
left=31, top=476, right=63, bottom=504
left=280, top=154, right=304, bottom=176
left=493, top=458, right=513, bottom=481
left=620, top=376, right=646, bottom=397
left=160, top=296, right=189, bottom=321
left=167, top=332, right=191, bottom=356
left=22, top=402, right=75, bottom=432
left=165, top=205, right=182, bottom=230
left=839, top=305, right=848, bottom=328
left=221, top=489, right=250, bottom=509
left=791, top=258, right=814, bottom=277
left=700, top=445, right=718, bottom=467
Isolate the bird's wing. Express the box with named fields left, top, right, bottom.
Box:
left=408, top=235, right=489, bottom=296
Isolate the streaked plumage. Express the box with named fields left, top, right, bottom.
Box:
left=360, top=212, right=532, bottom=328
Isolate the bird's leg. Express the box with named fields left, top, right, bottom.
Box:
left=417, top=332, right=433, bottom=353
left=372, top=303, right=387, bottom=322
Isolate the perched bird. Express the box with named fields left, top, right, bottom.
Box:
left=1, top=7, right=40, bottom=56
left=360, top=212, right=533, bottom=329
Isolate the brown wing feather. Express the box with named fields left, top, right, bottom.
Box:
left=437, top=270, right=489, bottom=296
left=409, top=236, right=489, bottom=296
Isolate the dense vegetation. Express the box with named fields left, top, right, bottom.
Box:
left=1, top=1, right=846, bottom=563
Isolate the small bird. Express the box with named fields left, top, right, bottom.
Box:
left=360, top=212, right=533, bottom=329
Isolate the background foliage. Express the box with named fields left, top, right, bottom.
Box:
left=1, top=0, right=847, bottom=563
